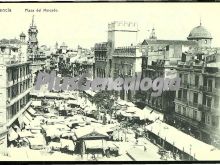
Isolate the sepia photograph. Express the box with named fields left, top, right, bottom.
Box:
left=0, top=2, right=219, bottom=162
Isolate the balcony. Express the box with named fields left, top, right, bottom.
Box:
left=212, top=88, right=220, bottom=95
left=180, top=83, right=188, bottom=88
left=202, top=105, right=211, bottom=111
left=188, top=84, right=200, bottom=90
left=188, top=101, right=199, bottom=108
left=202, top=86, right=213, bottom=93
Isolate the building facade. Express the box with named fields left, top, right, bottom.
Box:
left=94, top=42, right=110, bottom=78
left=173, top=24, right=220, bottom=148
left=140, top=36, right=197, bottom=119
left=0, top=36, right=32, bottom=153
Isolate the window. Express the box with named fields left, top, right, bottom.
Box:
left=195, top=75, right=199, bottom=87
left=212, top=116, right=219, bottom=127
left=184, top=74, right=188, bottom=84
left=207, top=96, right=212, bottom=108
left=205, top=40, right=207, bottom=44
left=214, top=96, right=219, bottom=108
left=183, top=107, right=186, bottom=116
left=206, top=115, right=210, bottom=124
left=177, top=105, right=181, bottom=113
left=193, top=92, right=198, bottom=104
left=208, top=79, right=213, bottom=92
left=193, top=110, right=197, bottom=120
left=183, top=89, right=187, bottom=101
left=178, top=90, right=182, bottom=99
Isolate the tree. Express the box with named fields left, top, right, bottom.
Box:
left=92, top=90, right=117, bottom=124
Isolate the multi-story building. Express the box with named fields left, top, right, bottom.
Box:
left=137, top=28, right=197, bottom=118
left=173, top=23, right=220, bottom=148
left=71, top=46, right=94, bottom=80
left=0, top=36, right=32, bottom=154
left=94, top=42, right=110, bottom=78
left=112, top=45, right=143, bottom=101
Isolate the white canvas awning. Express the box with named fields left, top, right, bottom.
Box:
left=145, top=121, right=220, bottom=160
left=23, top=111, right=33, bottom=121
left=60, top=138, right=75, bottom=151
left=32, top=100, right=42, bottom=107
left=8, top=128, right=18, bottom=141
left=18, top=131, right=34, bottom=138
left=28, top=107, right=37, bottom=116
left=28, top=135, right=45, bottom=146
left=142, top=106, right=164, bottom=121
left=48, top=142, right=61, bottom=149
left=22, top=116, right=31, bottom=126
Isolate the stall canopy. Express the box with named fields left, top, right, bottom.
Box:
left=84, top=90, right=96, bottom=97
left=28, top=135, right=46, bottom=146
left=116, top=99, right=135, bottom=107
left=28, top=107, right=37, bottom=116
left=142, top=106, right=164, bottom=121
left=60, top=138, right=75, bottom=151
left=22, top=116, right=31, bottom=126
left=23, top=111, right=33, bottom=121
left=18, top=130, right=34, bottom=138
left=67, top=99, right=80, bottom=105
left=145, top=121, right=220, bottom=160
left=8, top=128, right=18, bottom=141
left=48, top=142, right=61, bottom=150
left=32, top=100, right=42, bottom=107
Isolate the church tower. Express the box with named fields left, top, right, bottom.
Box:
left=27, top=15, right=39, bottom=60
left=149, top=27, right=157, bottom=40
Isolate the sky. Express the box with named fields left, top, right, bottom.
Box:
left=1, top=3, right=220, bottom=49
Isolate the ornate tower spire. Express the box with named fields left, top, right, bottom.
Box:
left=200, top=17, right=202, bottom=26
left=31, top=15, right=34, bottom=26
left=149, top=27, right=157, bottom=40
left=28, top=15, right=39, bottom=60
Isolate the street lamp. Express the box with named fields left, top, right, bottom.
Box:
left=189, top=144, right=192, bottom=161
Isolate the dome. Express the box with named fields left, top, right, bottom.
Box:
left=20, top=32, right=26, bottom=37
left=187, top=25, right=212, bottom=40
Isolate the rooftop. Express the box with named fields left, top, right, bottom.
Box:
left=142, top=39, right=197, bottom=46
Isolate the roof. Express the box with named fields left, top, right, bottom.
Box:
left=0, top=38, right=22, bottom=45
left=145, top=121, right=220, bottom=160
left=74, top=126, right=109, bottom=139
left=188, top=25, right=212, bottom=39
left=142, top=39, right=197, bottom=46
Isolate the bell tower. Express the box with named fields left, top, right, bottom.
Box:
left=27, top=15, right=39, bottom=60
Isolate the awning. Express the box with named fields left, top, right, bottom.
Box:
left=145, top=121, right=220, bottom=160
left=84, top=90, right=96, bottom=97
left=18, top=131, right=34, bottom=138
left=23, top=111, right=33, bottom=121
left=28, top=107, right=37, bottom=116
left=48, top=142, right=61, bottom=149
left=142, top=106, right=164, bottom=121
left=17, top=116, right=23, bottom=126
left=27, top=135, right=45, bottom=146
left=67, top=99, right=80, bottom=105
left=32, top=100, right=42, bottom=107
left=60, top=138, right=75, bottom=151
left=84, top=139, right=105, bottom=149
left=22, top=116, right=31, bottom=126
left=8, top=128, right=18, bottom=141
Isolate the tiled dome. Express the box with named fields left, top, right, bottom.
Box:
left=188, top=25, right=212, bottom=39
